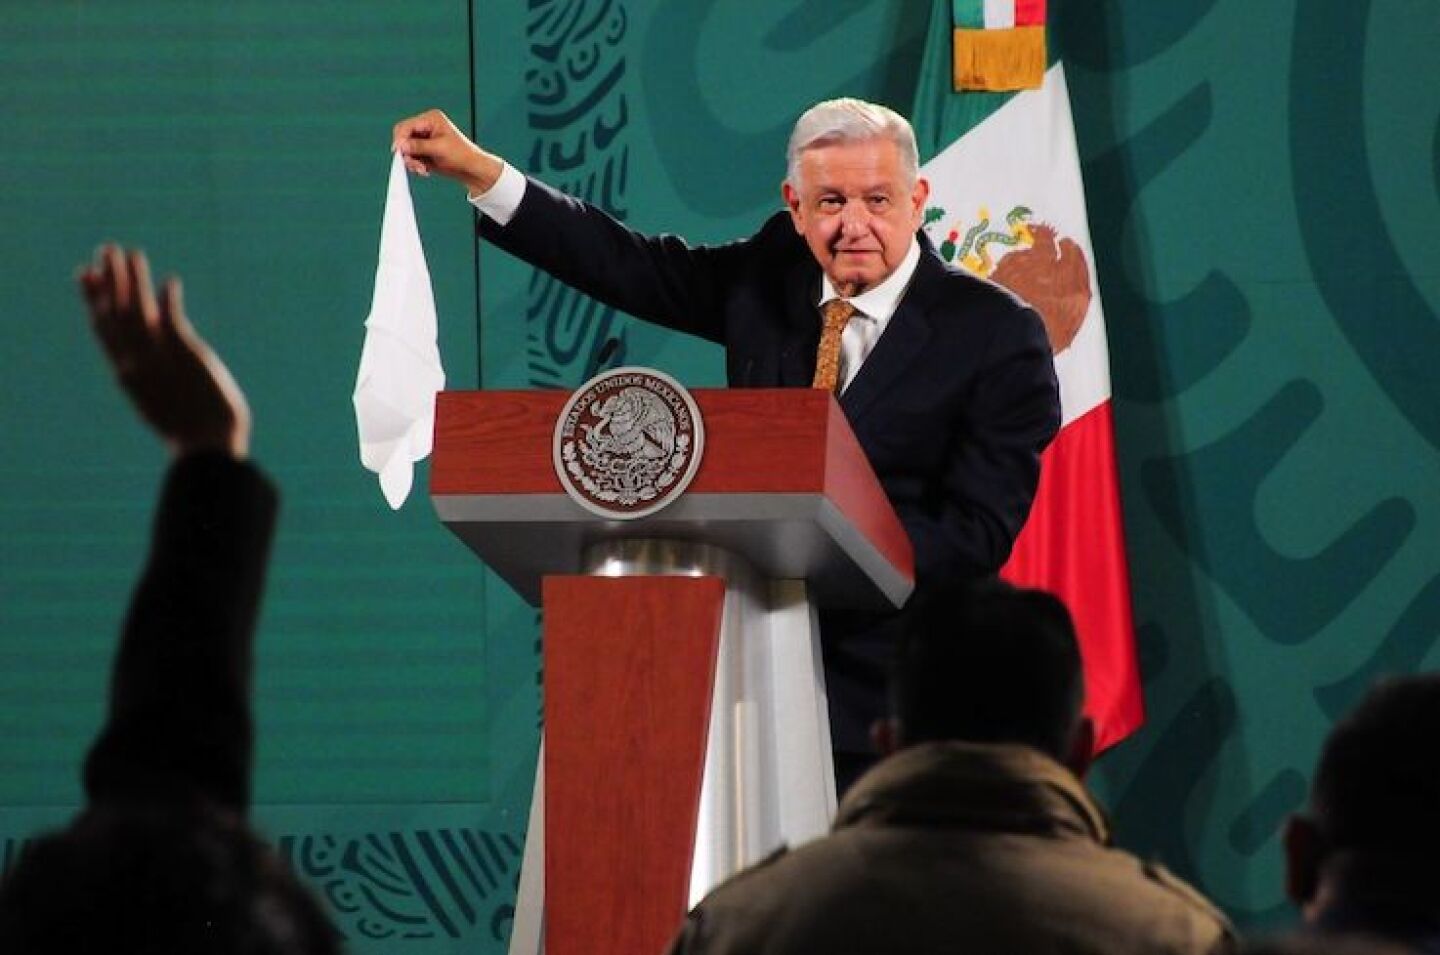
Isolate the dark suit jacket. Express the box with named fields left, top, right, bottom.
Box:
left=82, top=452, right=279, bottom=815
left=480, top=178, right=1060, bottom=752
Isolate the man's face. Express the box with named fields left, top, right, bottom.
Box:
left=782, top=138, right=930, bottom=297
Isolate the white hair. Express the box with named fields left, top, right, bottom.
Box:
left=785, top=98, right=920, bottom=189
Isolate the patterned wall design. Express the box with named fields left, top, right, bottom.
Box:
left=522, top=0, right=635, bottom=386
left=279, top=829, right=522, bottom=943
left=2, top=827, right=523, bottom=947
left=0, top=2, right=1435, bottom=952
left=1051, top=0, right=1440, bottom=925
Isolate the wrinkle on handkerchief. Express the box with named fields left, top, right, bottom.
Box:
left=353, top=152, right=446, bottom=509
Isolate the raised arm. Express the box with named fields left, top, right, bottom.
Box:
left=77, top=246, right=277, bottom=815
left=392, top=108, right=759, bottom=345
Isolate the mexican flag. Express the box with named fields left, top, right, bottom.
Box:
left=913, top=0, right=1144, bottom=751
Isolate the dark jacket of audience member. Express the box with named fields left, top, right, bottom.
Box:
left=0, top=246, right=338, bottom=955
left=1283, top=674, right=1440, bottom=954
left=664, top=583, right=1236, bottom=954
left=0, top=456, right=335, bottom=955
left=1242, top=932, right=1417, bottom=955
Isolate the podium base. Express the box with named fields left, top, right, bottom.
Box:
left=509, top=541, right=837, bottom=955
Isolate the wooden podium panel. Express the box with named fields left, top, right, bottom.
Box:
left=543, top=576, right=725, bottom=955
left=433, top=389, right=914, bottom=610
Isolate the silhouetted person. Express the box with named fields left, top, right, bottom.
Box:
left=664, top=582, right=1236, bottom=954
left=0, top=246, right=338, bottom=954
left=1241, top=933, right=1414, bottom=955
left=1281, top=674, right=1440, bottom=954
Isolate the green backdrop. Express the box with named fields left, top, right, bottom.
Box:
left=1, top=0, right=1436, bottom=949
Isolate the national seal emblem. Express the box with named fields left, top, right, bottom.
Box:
left=552, top=367, right=705, bottom=520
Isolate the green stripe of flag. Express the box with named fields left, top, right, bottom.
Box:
left=953, top=0, right=986, bottom=30
left=922, top=0, right=1024, bottom=156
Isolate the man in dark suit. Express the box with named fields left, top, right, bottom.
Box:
left=393, top=99, right=1060, bottom=789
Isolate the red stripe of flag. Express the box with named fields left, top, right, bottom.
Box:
left=1015, top=0, right=1047, bottom=27
left=1001, top=399, right=1143, bottom=753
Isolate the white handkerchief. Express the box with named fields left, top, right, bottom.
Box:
left=353, top=153, right=446, bottom=509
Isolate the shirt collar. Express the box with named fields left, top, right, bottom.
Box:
left=817, top=235, right=922, bottom=323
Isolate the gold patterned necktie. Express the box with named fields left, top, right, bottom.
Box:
left=812, top=298, right=857, bottom=392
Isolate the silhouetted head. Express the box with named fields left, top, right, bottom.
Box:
left=1284, top=674, right=1440, bottom=941
left=0, top=804, right=339, bottom=955
left=885, top=581, right=1090, bottom=770
left=1309, top=674, right=1440, bottom=856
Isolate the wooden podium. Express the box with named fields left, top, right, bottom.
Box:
left=431, top=387, right=913, bottom=955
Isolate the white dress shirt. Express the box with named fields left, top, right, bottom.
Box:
left=818, top=238, right=921, bottom=393
left=469, top=160, right=526, bottom=225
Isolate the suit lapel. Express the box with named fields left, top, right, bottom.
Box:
left=839, top=249, right=942, bottom=425
left=779, top=257, right=823, bottom=387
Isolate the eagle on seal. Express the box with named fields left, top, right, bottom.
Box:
left=583, top=387, right=676, bottom=463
